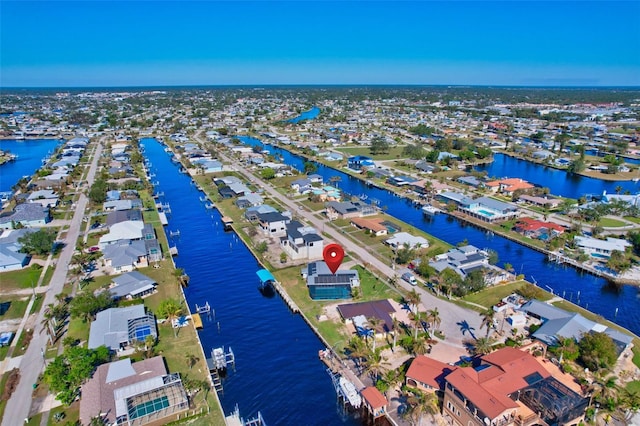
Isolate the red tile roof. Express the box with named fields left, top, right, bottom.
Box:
left=406, top=355, right=454, bottom=389
left=361, top=386, right=388, bottom=409
left=516, top=217, right=565, bottom=233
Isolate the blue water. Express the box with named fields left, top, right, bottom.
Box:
left=475, top=153, right=639, bottom=198
left=142, top=138, right=358, bottom=425
left=0, top=139, right=62, bottom=192
left=287, top=107, right=320, bottom=123
left=239, top=136, right=640, bottom=337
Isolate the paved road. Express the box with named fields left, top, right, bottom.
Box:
left=2, top=141, right=103, bottom=426
left=193, top=132, right=483, bottom=347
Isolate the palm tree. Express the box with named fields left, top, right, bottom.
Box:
left=346, top=336, right=368, bottom=374
left=405, top=390, right=440, bottom=426
left=367, top=317, right=384, bottom=351
left=362, top=349, right=390, bottom=383
left=185, top=353, right=200, bottom=369
left=411, top=310, right=423, bottom=339
left=427, top=308, right=441, bottom=332
left=391, top=317, right=401, bottom=351
left=158, top=298, right=184, bottom=338
left=480, top=309, right=495, bottom=338
left=473, top=336, right=494, bottom=355
left=406, top=289, right=421, bottom=313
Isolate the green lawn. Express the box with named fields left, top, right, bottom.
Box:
left=462, top=281, right=531, bottom=309
left=598, top=217, right=627, bottom=227
left=0, top=266, right=45, bottom=292
left=336, top=146, right=407, bottom=161
left=624, top=216, right=640, bottom=224
left=627, top=380, right=640, bottom=394
left=0, top=296, right=32, bottom=320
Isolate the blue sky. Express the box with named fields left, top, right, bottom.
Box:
left=1, top=1, right=639, bottom=87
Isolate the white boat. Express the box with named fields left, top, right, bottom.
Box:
left=338, top=377, right=362, bottom=409
left=422, top=205, right=441, bottom=216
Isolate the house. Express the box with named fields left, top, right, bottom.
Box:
left=103, top=199, right=133, bottom=211
left=325, top=200, right=376, bottom=220
left=88, top=305, right=157, bottom=351
left=235, top=193, right=264, bottom=209
left=518, top=194, right=562, bottom=209
left=193, top=159, right=223, bottom=173
left=0, top=203, right=50, bottom=229
left=347, top=155, right=375, bottom=171
left=291, top=178, right=313, bottom=194
left=0, top=229, right=33, bottom=271
left=106, top=209, right=142, bottom=227
left=387, top=175, right=419, bottom=187
left=519, top=300, right=633, bottom=354
left=280, top=220, right=324, bottom=260
left=109, top=271, right=157, bottom=300
left=102, top=240, right=148, bottom=273
left=79, top=356, right=188, bottom=426
left=514, top=217, right=565, bottom=240
left=406, top=355, right=454, bottom=392
left=385, top=232, right=429, bottom=249
left=307, top=174, right=323, bottom=183
left=350, top=217, right=388, bottom=236
left=415, top=160, right=436, bottom=173
left=26, top=189, right=59, bottom=208
left=429, top=245, right=490, bottom=279
left=245, top=204, right=277, bottom=221
left=337, top=299, right=396, bottom=336
left=303, top=261, right=360, bottom=300
left=574, top=236, right=631, bottom=258
left=368, top=167, right=393, bottom=180
left=457, top=175, right=484, bottom=188
left=257, top=211, right=290, bottom=237
left=439, top=192, right=519, bottom=223
left=443, top=347, right=587, bottom=426
left=486, top=178, right=534, bottom=195
left=98, top=220, right=145, bottom=249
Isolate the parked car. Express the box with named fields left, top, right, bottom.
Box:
left=402, top=272, right=417, bottom=286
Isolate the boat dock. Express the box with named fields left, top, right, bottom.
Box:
left=256, top=269, right=299, bottom=313
left=158, top=212, right=168, bottom=226
left=225, top=405, right=266, bottom=426
left=421, top=204, right=441, bottom=216
left=221, top=216, right=234, bottom=231
left=207, top=346, right=235, bottom=393
left=192, top=313, right=203, bottom=330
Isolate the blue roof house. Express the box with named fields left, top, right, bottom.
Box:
left=348, top=156, right=375, bottom=171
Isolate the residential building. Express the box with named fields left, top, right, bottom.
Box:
left=443, top=347, right=587, bottom=426
left=0, top=229, right=33, bottom=271
left=406, top=355, right=454, bottom=392
left=325, top=200, right=376, bottom=220
left=385, top=232, right=429, bottom=249
left=245, top=204, right=277, bottom=221
left=26, top=189, right=59, bottom=208
left=350, top=217, right=388, bottom=236
left=347, top=155, right=375, bottom=171
left=88, top=305, right=157, bottom=351
left=303, top=261, right=360, bottom=300
left=574, top=236, right=631, bottom=258
left=98, top=220, right=145, bottom=249
left=280, top=220, right=324, bottom=260
left=0, top=203, right=50, bottom=229
left=429, top=245, right=491, bottom=279
left=79, top=356, right=188, bottom=426
left=514, top=217, right=565, bottom=240
left=337, top=299, right=397, bottom=337
left=109, top=271, right=157, bottom=300
left=257, top=211, right=290, bottom=237
left=486, top=178, right=534, bottom=195
left=102, top=240, right=148, bottom=273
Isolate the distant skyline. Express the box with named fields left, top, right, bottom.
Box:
left=1, top=1, right=639, bottom=88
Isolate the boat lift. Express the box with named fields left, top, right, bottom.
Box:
left=207, top=346, right=235, bottom=393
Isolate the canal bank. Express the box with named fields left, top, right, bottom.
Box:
left=142, top=138, right=361, bottom=425
left=236, top=136, right=640, bottom=337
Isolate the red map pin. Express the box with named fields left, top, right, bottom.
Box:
left=323, top=243, right=345, bottom=274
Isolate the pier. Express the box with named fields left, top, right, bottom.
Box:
left=256, top=269, right=299, bottom=313
left=221, top=216, right=234, bottom=231
left=207, top=346, right=235, bottom=394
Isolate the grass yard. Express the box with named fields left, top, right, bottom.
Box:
left=598, top=217, right=627, bottom=227
left=0, top=266, right=45, bottom=292
left=462, top=281, right=543, bottom=309
left=0, top=296, right=32, bottom=320
left=336, top=146, right=407, bottom=161
left=47, top=402, right=80, bottom=426
left=624, top=216, right=640, bottom=224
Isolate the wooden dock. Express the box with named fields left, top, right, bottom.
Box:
left=192, top=313, right=203, bottom=329
left=271, top=280, right=300, bottom=313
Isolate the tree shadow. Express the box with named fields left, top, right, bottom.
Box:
left=457, top=320, right=476, bottom=340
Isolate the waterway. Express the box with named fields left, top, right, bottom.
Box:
left=0, top=139, right=62, bottom=192
left=239, top=136, right=640, bottom=337
left=142, top=138, right=358, bottom=425
left=287, top=106, right=321, bottom=123
left=475, top=153, right=640, bottom=198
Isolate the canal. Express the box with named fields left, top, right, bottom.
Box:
left=0, top=139, right=62, bottom=192
left=475, top=153, right=639, bottom=198
left=239, top=136, right=640, bottom=337
left=142, top=138, right=359, bottom=425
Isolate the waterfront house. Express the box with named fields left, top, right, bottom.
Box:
left=439, top=192, right=519, bottom=223
left=0, top=203, right=50, bottom=229
left=573, top=236, right=631, bottom=259
left=290, top=178, right=313, bottom=194
left=88, top=305, right=157, bottom=351
left=79, top=356, right=188, bottom=426
left=0, top=229, right=33, bottom=271
left=518, top=194, right=562, bottom=209
left=350, top=217, right=388, bottom=236
left=103, top=199, right=133, bottom=212
left=307, top=173, right=323, bottom=183
left=405, top=355, right=453, bottom=392
left=415, top=160, right=436, bottom=174
left=385, top=232, right=429, bottom=249
left=486, top=178, right=534, bottom=196
left=337, top=299, right=396, bottom=337
left=387, top=175, right=419, bottom=187
left=235, top=193, right=264, bottom=209
left=109, top=271, right=157, bottom=300
left=514, top=217, right=565, bottom=240
left=457, top=175, right=485, bottom=188
left=303, top=261, right=360, bottom=300
left=325, top=200, right=376, bottom=220
left=98, top=220, right=145, bottom=249
left=106, top=208, right=143, bottom=227
left=193, top=159, right=223, bottom=173
left=442, top=347, right=587, bottom=426
left=245, top=204, right=277, bottom=222
left=428, top=245, right=491, bottom=279
left=280, top=220, right=324, bottom=260
left=347, top=155, right=375, bottom=171
left=257, top=211, right=290, bottom=238
left=102, top=240, right=149, bottom=273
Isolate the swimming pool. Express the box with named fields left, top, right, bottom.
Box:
left=129, top=396, right=169, bottom=419
left=477, top=209, right=496, bottom=217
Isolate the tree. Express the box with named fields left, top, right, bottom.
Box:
left=552, top=337, right=579, bottom=363
left=362, top=348, right=390, bottom=383
left=480, top=309, right=495, bottom=338
left=185, top=353, right=200, bottom=369
left=88, top=179, right=107, bottom=204
left=473, top=336, right=494, bottom=355
left=69, top=291, right=114, bottom=322
left=408, top=124, right=434, bottom=136
left=426, top=308, right=441, bottom=332
left=367, top=316, right=384, bottom=350
left=369, top=136, right=390, bottom=155
left=554, top=133, right=571, bottom=152
left=567, top=158, right=585, bottom=174
left=260, top=167, right=276, bottom=180
left=606, top=250, right=631, bottom=273
left=18, top=229, right=56, bottom=255
left=303, top=161, right=317, bottom=174
left=157, top=298, right=184, bottom=337
left=579, top=332, right=618, bottom=372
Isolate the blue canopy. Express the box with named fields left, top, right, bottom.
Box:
left=256, top=269, right=276, bottom=284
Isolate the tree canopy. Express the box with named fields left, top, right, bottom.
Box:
left=369, top=136, right=390, bottom=155
left=69, top=291, right=114, bottom=322
left=579, top=332, right=618, bottom=372
left=260, top=167, right=276, bottom=180
left=18, top=228, right=56, bottom=255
